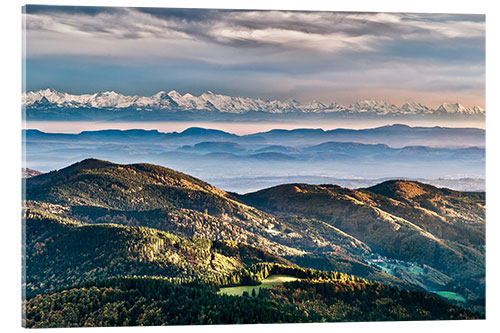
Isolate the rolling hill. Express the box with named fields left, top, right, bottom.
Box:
left=234, top=181, right=485, bottom=300
left=24, top=159, right=399, bottom=284
left=24, top=159, right=485, bottom=311
left=24, top=208, right=289, bottom=297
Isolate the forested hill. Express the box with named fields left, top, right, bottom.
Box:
left=25, top=158, right=236, bottom=212
left=24, top=274, right=481, bottom=328
left=24, top=206, right=483, bottom=326
left=24, top=158, right=485, bottom=319
left=24, top=208, right=288, bottom=297
left=235, top=180, right=485, bottom=301
left=24, top=158, right=404, bottom=285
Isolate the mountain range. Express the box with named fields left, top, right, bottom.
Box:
left=23, top=89, right=485, bottom=118
left=24, top=124, right=485, bottom=147
left=23, top=125, right=485, bottom=193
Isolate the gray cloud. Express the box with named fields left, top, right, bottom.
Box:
left=24, top=7, right=484, bottom=52
left=23, top=5, right=485, bottom=107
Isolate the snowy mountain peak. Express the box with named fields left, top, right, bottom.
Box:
left=402, top=101, right=425, bottom=108
left=153, top=91, right=167, bottom=97
left=167, top=90, right=183, bottom=100
left=348, top=100, right=397, bottom=115
left=22, top=88, right=485, bottom=116
left=401, top=102, right=431, bottom=114
left=472, top=105, right=485, bottom=114
left=41, top=87, right=56, bottom=94
left=437, top=103, right=466, bottom=113
left=436, top=103, right=484, bottom=115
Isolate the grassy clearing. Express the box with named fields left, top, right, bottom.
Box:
left=434, top=291, right=466, bottom=303
left=218, top=274, right=299, bottom=296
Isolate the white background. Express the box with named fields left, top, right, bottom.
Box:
left=1, top=1, right=498, bottom=332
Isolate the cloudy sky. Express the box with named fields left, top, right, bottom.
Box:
left=23, top=5, right=485, bottom=108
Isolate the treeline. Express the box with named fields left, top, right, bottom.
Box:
left=24, top=208, right=287, bottom=297
left=262, top=279, right=483, bottom=322
left=213, top=262, right=368, bottom=287
left=24, top=276, right=307, bottom=327
left=25, top=274, right=481, bottom=328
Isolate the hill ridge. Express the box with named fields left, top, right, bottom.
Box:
left=25, top=159, right=485, bottom=307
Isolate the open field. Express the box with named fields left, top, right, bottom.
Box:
left=218, top=274, right=299, bottom=296
left=434, top=291, right=466, bottom=303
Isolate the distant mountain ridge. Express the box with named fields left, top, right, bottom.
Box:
left=23, top=125, right=485, bottom=192
left=23, top=88, right=485, bottom=117
left=24, top=124, right=485, bottom=148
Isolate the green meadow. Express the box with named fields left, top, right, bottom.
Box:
left=218, top=274, right=299, bottom=296
left=434, top=291, right=466, bottom=303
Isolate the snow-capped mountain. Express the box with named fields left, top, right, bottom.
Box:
left=400, top=102, right=432, bottom=115
left=22, top=88, right=485, bottom=116
left=347, top=100, right=399, bottom=115
left=436, top=103, right=485, bottom=116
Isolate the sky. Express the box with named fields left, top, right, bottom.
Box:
left=23, top=5, right=485, bottom=108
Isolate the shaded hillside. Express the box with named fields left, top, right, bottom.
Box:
left=26, top=200, right=304, bottom=258
left=24, top=208, right=288, bottom=297
left=263, top=279, right=481, bottom=322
